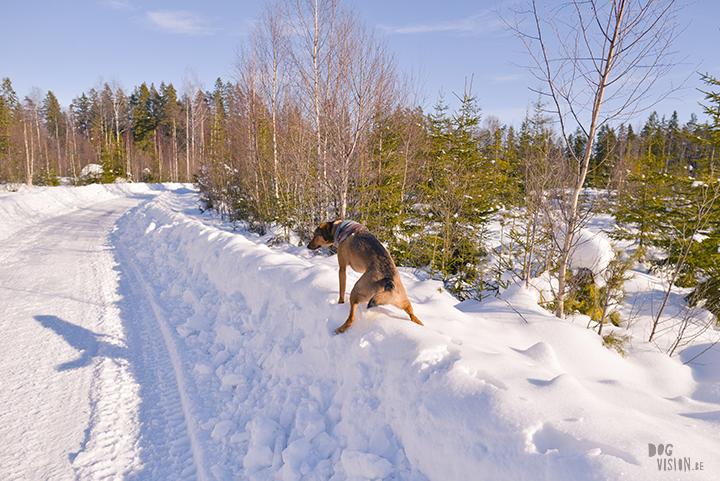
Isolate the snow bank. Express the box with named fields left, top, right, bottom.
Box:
left=109, top=188, right=719, bottom=480
left=0, top=183, right=189, bottom=242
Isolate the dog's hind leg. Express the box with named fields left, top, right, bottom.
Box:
left=401, top=303, right=423, bottom=326
left=338, top=264, right=347, bottom=304
left=335, top=273, right=374, bottom=334
left=334, top=298, right=359, bottom=334
left=392, top=285, right=424, bottom=326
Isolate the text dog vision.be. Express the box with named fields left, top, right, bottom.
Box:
left=649, top=444, right=704, bottom=472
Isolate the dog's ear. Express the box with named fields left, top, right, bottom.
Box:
left=320, top=222, right=334, bottom=243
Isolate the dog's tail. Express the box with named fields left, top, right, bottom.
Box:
left=367, top=279, right=396, bottom=308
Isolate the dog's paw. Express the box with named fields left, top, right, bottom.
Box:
left=338, top=298, right=345, bottom=304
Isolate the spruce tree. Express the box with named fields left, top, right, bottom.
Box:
left=612, top=112, right=672, bottom=258
left=43, top=91, right=64, bottom=141
left=416, top=91, right=494, bottom=298
left=683, top=73, right=720, bottom=320
left=130, top=83, right=158, bottom=152
left=356, top=108, right=421, bottom=264
left=591, top=124, right=616, bottom=188
left=0, top=78, right=19, bottom=164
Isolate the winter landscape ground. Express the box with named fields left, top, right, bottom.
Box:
left=0, top=183, right=719, bottom=481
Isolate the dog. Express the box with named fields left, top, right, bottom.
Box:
left=308, top=220, right=423, bottom=334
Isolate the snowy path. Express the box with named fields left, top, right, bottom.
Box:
left=0, top=189, right=204, bottom=479
left=0, top=196, right=146, bottom=479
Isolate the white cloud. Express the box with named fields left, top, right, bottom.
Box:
left=378, top=12, right=500, bottom=36
left=145, top=10, right=215, bottom=36
left=99, top=0, right=135, bottom=10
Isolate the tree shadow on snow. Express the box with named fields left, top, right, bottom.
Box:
left=34, top=315, right=129, bottom=371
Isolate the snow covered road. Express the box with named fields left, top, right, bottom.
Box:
left=0, top=195, right=146, bottom=479
left=1, top=184, right=719, bottom=481
left=1, top=185, right=208, bottom=479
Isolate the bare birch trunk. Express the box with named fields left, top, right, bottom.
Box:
left=22, top=113, right=33, bottom=186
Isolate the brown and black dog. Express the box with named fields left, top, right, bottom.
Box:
left=308, top=220, right=423, bottom=334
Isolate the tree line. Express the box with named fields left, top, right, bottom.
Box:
left=0, top=75, right=207, bottom=186
left=1, top=0, right=718, bottom=351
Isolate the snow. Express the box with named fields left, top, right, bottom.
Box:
left=569, top=228, right=615, bottom=285
left=1, top=184, right=719, bottom=480
left=80, top=163, right=103, bottom=180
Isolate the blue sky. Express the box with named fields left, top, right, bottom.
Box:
left=2, top=0, right=718, bottom=127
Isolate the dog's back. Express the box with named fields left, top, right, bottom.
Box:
left=342, top=230, right=396, bottom=275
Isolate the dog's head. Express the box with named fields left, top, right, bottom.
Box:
left=308, top=220, right=341, bottom=250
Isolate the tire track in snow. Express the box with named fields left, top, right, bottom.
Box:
left=117, top=269, right=198, bottom=479
left=119, top=245, right=208, bottom=481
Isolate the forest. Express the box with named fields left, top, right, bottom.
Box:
left=1, top=0, right=719, bottom=349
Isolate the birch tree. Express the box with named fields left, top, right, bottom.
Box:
left=254, top=0, right=291, bottom=201
left=323, top=8, right=398, bottom=219
left=506, top=0, right=681, bottom=318
left=182, top=69, right=205, bottom=182
left=284, top=0, right=339, bottom=219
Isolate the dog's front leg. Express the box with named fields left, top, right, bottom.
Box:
left=338, top=264, right=346, bottom=304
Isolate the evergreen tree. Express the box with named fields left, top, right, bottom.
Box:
left=130, top=83, right=159, bottom=151
left=478, top=116, right=517, bottom=208
left=159, top=82, right=183, bottom=181
left=698, top=73, right=720, bottom=147
left=566, top=127, right=587, bottom=161
left=198, top=79, right=236, bottom=219
left=612, top=112, right=673, bottom=257
left=591, top=124, right=616, bottom=187
left=43, top=91, right=64, bottom=140
left=683, top=73, right=720, bottom=320
left=0, top=78, right=19, bottom=160
left=42, top=91, right=64, bottom=183
left=416, top=91, right=494, bottom=298
left=70, top=93, right=92, bottom=138
left=665, top=111, right=680, bottom=168
left=356, top=108, right=423, bottom=263
left=499, top=100, right=560, bottom=292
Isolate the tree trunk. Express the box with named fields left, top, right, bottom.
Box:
left=22, top=113, right=33, bottom=186
left=554, top=0, right=625, bottom=318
